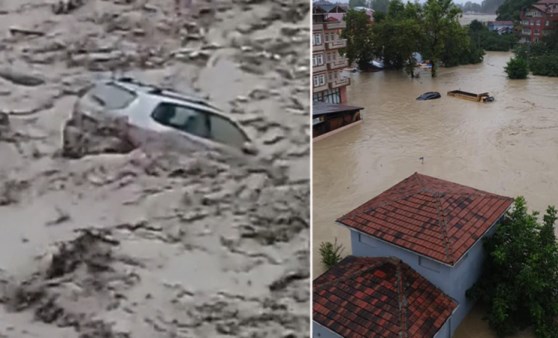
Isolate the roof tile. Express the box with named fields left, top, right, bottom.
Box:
left=313, top=256, right=457, bottom=338
left=337, top=173, right=513, bottom=265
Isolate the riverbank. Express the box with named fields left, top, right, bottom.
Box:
left=313, top=51, right=558, bottom=337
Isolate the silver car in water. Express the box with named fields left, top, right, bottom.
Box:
left=71, top=78, right=258, bottom=155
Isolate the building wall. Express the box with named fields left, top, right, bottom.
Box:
left=313, top=321, right=342, bottom=338
left=433, top=316, right=454, bottom=338
left=520, top=6, right=558, bottom=42
left=339, top=86, right=347, bottom=104
left=312, top=16, right=350, bottom=104
left=349, top=218, right=501, bottom=335
left=313, top=110, right=361, bottom=137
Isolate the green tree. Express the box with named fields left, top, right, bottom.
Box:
left=421, top=0, right=463, bottom=77
left=319, top=239, right=345, bottom=270
left=341, top=9, right=375, bottom=69
left=505, top=57, right=529, bottom=79
left=467, top=197, right=558, bottom=337
left=372, top=0, right=423, bottom=75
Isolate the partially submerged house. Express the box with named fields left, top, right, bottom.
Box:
left=314, top=172, right=514, bottom=337
left=314, top=256, right=457, bottom=338
left=313, top=102, right=363, bottom=139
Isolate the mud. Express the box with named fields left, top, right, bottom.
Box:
left=0, top=0, right=309, bottom=337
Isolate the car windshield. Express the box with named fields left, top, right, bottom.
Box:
left=87, top=83, right=137, bottom=109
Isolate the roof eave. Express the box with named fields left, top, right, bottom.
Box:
left=335, top=220, right=456, bottom=267
left=336, top=202, right=512, bottom=268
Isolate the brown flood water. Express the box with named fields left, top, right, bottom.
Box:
left=313, top=51, right=558, bottom=337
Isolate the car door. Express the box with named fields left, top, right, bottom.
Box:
left=206, top=113, right=249, bottom=150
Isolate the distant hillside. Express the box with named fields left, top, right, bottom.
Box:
left=496, top=0, right=538, bottom=20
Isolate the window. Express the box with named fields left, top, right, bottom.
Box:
left=546, top=20, right=550, bottom=26
left=536, top=20, right=541, bottom=26
left=313, top=33, right=322, bottom=45
left=152, top=103, right=248, bottom=148
left=152, top=103, right=210, bottom=139
left=313, top=54, right=324, bottom=66
left=313, top=75, right=326, bottom=86
left=87, top=83, right=137, bottom=109
left=313, top=88, right=341, bottom=104
left=207, top=114, right=248, bottom=149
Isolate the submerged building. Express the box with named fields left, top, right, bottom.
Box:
left=313, top=173, right=514, bottom=337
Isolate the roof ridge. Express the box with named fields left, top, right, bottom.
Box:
left=396, top=263, right=409, bottom=338
left=435, top=194, right=454, bottom=263
left=314, top=257, right=397, bottom=292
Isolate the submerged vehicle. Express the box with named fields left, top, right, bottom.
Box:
left=447, top=90, right=494, bottom=103
left=416, top=92, right=441, bottom=100
left=70, top=77, right=258, bottom=155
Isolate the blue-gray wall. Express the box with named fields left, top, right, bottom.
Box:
left=313, top=321, right=342, bottom=338
left=349, top=219, right=500, bottom=336
left=433, top=315, right=453, bottom=338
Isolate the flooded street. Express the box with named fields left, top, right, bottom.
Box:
left=313, top=51, right=558, bottom=337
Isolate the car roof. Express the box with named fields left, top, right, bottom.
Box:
left=108, top=79, right=240, bottom=122
left=112, top=78, right=219, bottom=110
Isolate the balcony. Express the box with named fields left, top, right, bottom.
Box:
left=328, top=58, right=348, bottom=70
left=313, top=23, right=324, bottom=31
left=326, top=21, right=346, bottom=30
left=313, top=43, right=325, bottom=52
left=327, top=39, right=347, bottom=49
left=313, top=83, right=329, bottom=92
left=330, top=77, right=350, bottom=88
left=313, top=63, right=327, bottom=72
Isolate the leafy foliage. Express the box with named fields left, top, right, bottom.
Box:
left=340, top=9, right=375, bottom=69
left=342, top=0, right=483, bottom=77
left=509, top=33, right=558, bottom=77
left=468, top=20, right=518, bottom=52
left=467, top=197, right=558, bottom=337
left=319, top=239, right=345, bottom=270
left=505, top=57, right=529, bottom=79
left=421, top=0, right=465, bottom=77
left=372, top=0, right=423, bottom=74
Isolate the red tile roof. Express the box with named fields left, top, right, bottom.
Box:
left=337, top=173, right=513, bottom=265
left=314, top=256, right=457, bottom=338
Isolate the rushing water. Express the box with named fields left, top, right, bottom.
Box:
left=313, top=51, right=558, bottom=337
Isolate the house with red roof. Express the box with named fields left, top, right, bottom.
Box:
left=520, top=0, right=558, bottom=43
left=313, top=173, right=514, bottom=337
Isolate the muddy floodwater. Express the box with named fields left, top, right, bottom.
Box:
left=0, top=0, right=309, bottom=337
left=313, top=51, right=558, bottom=337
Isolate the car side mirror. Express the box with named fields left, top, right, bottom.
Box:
left=242, top=142, right=258, bottom=155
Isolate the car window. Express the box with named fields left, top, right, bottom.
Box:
left=87, top=83, right=136, bottom=109
left=208, top=114, right=248, bottom=149
left=152, top=103, right=210, bottom=139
